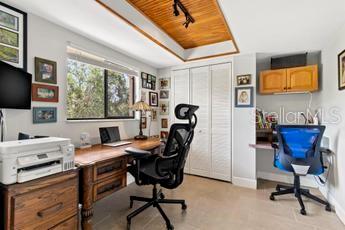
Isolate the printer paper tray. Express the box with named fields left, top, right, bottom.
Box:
left=17, top=163, right=62, bottom=183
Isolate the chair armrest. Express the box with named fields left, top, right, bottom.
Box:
left=125, top=147, right=151, bottom=159
left=271, top=143, right=279, bottom=149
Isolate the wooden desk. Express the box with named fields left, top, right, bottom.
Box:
left=75, top=138, right=161, bottom=229
left=0, top=170, right=79, bottom=230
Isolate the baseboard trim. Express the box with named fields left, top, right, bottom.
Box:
left=319, top=186, right=345, bottom=225
left=257, top=171, right=318, bottom=188
left=232, top=176, right=257, bottom=189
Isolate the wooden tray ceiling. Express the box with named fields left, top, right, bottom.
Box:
left=127, top=0, right=234, bottom=49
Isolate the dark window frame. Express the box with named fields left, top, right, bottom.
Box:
left=67, top=63, right=136, bottom=120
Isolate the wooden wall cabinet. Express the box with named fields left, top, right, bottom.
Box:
left=260, top=65, right=318, bottom=94
left=0, top=170, right=79, bottom=230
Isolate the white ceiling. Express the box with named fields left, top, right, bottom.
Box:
left=3, top=0, right=345, bottom=69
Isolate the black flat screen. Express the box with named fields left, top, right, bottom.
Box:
left=0, top=61, right=32, bottom=109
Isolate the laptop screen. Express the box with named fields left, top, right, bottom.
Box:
left=99, top=127, right=121, bottom=144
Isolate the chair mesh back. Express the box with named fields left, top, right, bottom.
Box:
left=280, top=127, right=320, bottom=159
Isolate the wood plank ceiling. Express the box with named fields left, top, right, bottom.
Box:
left=126, top=0, right=233, bottom=49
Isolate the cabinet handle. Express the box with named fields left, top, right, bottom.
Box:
left=37, top=202, right=63, bottom=218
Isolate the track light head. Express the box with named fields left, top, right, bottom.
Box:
left=173, top=3, right=179, bottom=16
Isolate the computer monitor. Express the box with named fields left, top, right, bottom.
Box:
left=99, top=127, right=121, bottom=144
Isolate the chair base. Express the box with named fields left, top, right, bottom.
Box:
left=270, top=175, right=331, bottom=215
left=127, top=185, right=187, bottom=230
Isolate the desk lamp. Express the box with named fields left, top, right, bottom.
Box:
left=131, top=101, right=152, bottom=140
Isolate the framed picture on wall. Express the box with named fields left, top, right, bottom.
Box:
left=235, top=87, right=254, bottom=108
left=159, top=101, right=169, bottom=115
left=141, top=72, right=156, bottom=90
left=0, top=2, right=27, bottom=70
left=159, top=78, right=170, bottom=89
left=35, top=57, right=57, bottom=84
left=151, top=110, right=157, bottom=121
left=338, top=49, right=345, bottom=90
left=160, top=90, right=169, bottom=99
left=32, top=83, right=59, bottom=102
left=33, top=107, right=57, bottom=124
left=236, top=74, right=251, bottom=86
left=160, top=131, right=169, bottom=139
left=149, top=92, right=159, bottom=107
left=161, top=118, right=168, bottom=128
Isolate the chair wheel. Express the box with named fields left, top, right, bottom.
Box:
left=326, top=204, right=332, bottom=212
left=167, top=224, right=174, bottom=230
left=300, top=209, right=307, bottom=215
left=269, top=195, right=275, bottom=201
left=182, top=203, right=187, bottom=210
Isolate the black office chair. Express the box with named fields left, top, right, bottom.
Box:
left=125, top=104, right=199, bottom=230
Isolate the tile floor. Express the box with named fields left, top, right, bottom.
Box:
left=92, top=175, right=345, bottom=230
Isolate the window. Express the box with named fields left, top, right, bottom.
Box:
left=67, top=58, right=135, bottom=120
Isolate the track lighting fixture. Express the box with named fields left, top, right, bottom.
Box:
left=172, top=0, right=195, bottom=29
left=173, top=2, right=179, bottom=16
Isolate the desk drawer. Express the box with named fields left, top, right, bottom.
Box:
left=93, top=174, right=126, bottom=201
left=93, top=157, right=127, bottom=182
left=13, top=178, right=78, bottom=229
left=49, top=215, right=78, bottom=230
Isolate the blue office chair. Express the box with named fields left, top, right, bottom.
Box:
left=270, top=125, right=331, bottom=215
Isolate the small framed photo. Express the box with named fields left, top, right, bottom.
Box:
left=160, top=131, right=169, bottom=139
left=338, top=49, right=345, bottom=90
left=151, top=110, right=157, bottom=121
left=35, top=57, right=57, bottom=84
left=141, top=117, right=147, bottom=129
left=160, top=101, right=169, bottom=115
left=161, top=118, right=168, bottom=129
left=235, top=87, right=254, bottom=108
left=159, top=78, right=170, bottom=89
left=33, top=107, right=57, bottom=124
left=149, top=92, right=159, bottom=107
left=237, top=74, right=251, bottom=86
left=160, top=90, right=169, bottom=99
left=32, top=83, right=59, bottom=102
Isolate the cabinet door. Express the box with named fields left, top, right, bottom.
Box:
left=287, top=65, right=318, bottom=92
left=190, top=66, right=211, bottom=177
left=260, top=69, right=287, bottom=94
left=211, top=63, right=232, bottom=181
left=172, top=69, right=191, bottom=172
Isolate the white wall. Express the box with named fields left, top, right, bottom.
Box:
left=232, top=54, right=257, bottom=188
left=315, top=24, right=345, bottom=224
left=3, top=13, right=158, bottom=146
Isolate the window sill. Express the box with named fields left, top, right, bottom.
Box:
left=65, top=118, right=139, bottom=123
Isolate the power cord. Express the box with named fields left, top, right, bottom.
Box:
left=314, top=149, right=334, bottom=186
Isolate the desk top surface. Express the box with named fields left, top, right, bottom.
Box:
left=75, top=137, right=161, bottom=166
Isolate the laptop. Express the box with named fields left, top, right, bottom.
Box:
left=99, top=126, right=132, bottom=147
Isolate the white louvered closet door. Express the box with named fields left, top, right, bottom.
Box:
left=211, top=63, right=232, bottom=181
left=190, top=66, right=211, bottom=177
left=172, top=69, right=191, bottom=173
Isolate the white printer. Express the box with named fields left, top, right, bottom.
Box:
left=0, top=137, right=75, bottom=185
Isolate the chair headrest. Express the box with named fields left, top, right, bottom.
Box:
left=174, top=104, right=199, bottom=120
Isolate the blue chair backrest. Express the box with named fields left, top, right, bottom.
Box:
left=275, top=125, right=325, bottom=175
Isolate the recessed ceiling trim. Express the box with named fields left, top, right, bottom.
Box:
left=95, top=0, right=239, bottom=62
left=95, top=0, right=185, bottom=62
